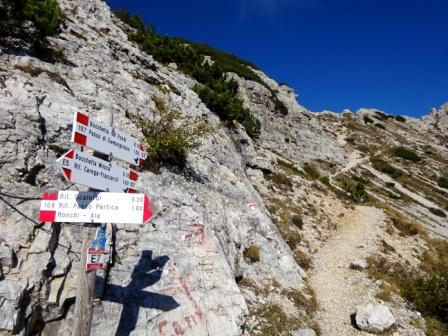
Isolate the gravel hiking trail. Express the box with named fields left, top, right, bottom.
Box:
left=310, top=206, right=386, bottom=336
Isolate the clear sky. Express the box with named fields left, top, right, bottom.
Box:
left=106, top=0, right=447, bottom=117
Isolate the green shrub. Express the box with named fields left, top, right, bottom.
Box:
left=303, top=164, right=320, bottom=180
left=252, top=303, right=300, bottom=336
left=319, top=175, right=330, bottom=186
left=291, top=214, right=303, bottom=229
left=371, top=157, right=403, bottom=179
left=244, top=245, right=260, bottom=263
left=267, top=172, right=293, bottom=191
left=374, top=111, right=393, bottom=121
left=375, top=123, right=386, bottom=129
left=273, top=96, right=288, bottom=115
left=0, top=0, right=61, bottom=46
left=340, top=178, right=368, bottom=203
left=393, top=147, right=422, bottom=162
left=294, top=250, right=312, bottom=270
left=395, top=115, right=406, bottom=122
left=363, top=115, right=374, bottom=124
left=278, top=159, right=302, bottom=175
left=193, top=81, right=261, bottom=138
left=437, top=177, right=448, bottom=189
left=138, top=97, right=212, bottom=169
left=402, top=274, right=448, bottom=325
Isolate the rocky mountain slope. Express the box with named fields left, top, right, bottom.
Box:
left=0, top=1, right=447, bottom=336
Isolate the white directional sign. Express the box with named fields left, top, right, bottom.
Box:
left=56, top=149, right=138, bottom=193
left=72, top=111, right=147, bottom=166
left=39, top=191, right=153, bottom=224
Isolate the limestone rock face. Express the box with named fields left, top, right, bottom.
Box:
left=355, top=303, right=396, bottom=334
left=422, top=103, right=448, bottom=130
left=0, top=279, right=27, bottom=332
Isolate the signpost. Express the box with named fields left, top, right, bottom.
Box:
left=72, top=111, right=147, bottom=166
left=38, top=110, right=152, bottom=336
left=56, top=149, right=138, bottom=193
left=39, top=191, right=153, bottom=224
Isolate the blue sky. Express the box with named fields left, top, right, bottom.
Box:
left=106, top=0, right=448, bottom=117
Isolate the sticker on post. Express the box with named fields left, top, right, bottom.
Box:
left=86, top=251, right=106, bottom=271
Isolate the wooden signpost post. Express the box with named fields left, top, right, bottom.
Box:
left=39, top=111, right=150, bottom=336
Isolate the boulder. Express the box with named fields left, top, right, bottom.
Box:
left=355, top=303, right=396, bottom=334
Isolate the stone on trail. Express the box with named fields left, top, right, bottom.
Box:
left=355, top=303, right=396, bottom=334
left=350, top=257, right=368, bottom=270
left=291, top=328, right=316, bottom=336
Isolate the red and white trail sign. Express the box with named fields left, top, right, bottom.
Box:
left=56, top=149, right=138, bottom=193
left=39, top=191, right=153, bottom=224
left=72, top=111, right=147, bottom=166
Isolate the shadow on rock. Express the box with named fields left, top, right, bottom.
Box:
left=104, top=250, right=179, bottom=336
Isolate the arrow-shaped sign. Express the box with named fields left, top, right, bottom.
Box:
left=72, top=112, right=147, bottom=166
left=39, top=191, right=153, bottom=224
left=56, top=149, right=138, bottom=193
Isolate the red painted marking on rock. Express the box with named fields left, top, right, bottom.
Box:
left=184, top=315, right=197, bottom=329
left=158, top=320, right=169, bottom=336
left=184, top=224, right=205, bottom=244
left=178, top=275, right=204, bottom=321
left=172, top=322, right=185, bottom=335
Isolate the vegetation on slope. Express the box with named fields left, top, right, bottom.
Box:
left=0, top=0, right=61, bottom=47
left=368, top=236, right=448, bottom=336
left=114, top=10, right=288, bottom=138
left=437, top=177, right=448, bottom=189
left=393, top=146, right=422, bottom=162
left=115, top=10, right=288, bottom=138
left=137, top=96, right=213, bottom=169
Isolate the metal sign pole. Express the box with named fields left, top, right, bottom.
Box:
left=72, top=112, right=113, bottom=336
